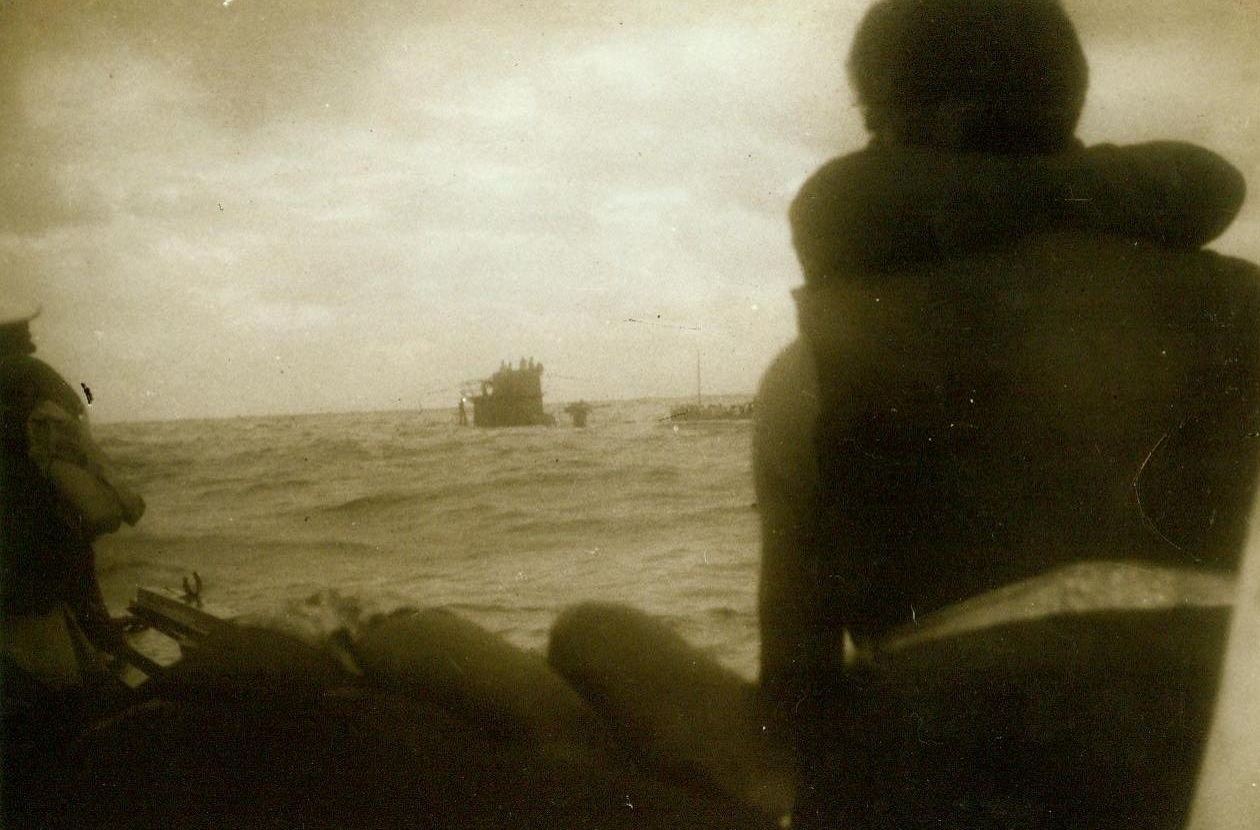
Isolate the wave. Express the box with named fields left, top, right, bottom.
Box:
left=95, top=551, right=197, bottom=580
left=706, top=605, right=749, bottom=620
left=92, top=403, right=763, bottom=676
left=445, top=601, right=558, bottom=616
left=314, top=489, right=427, bottom=515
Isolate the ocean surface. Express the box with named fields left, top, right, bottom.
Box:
left=92, top=398, right=764, bottom=679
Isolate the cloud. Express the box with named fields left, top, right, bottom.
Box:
left=3, top=0, right=1257, bottom=420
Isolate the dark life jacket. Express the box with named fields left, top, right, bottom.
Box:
left=1, top=355, right=97, bottom=617
left=795, top=233, right=1260, bottom=637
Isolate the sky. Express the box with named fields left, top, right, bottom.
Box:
left=1, top=0, right=1257, bottom=422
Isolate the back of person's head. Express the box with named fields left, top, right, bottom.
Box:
left=0, top=323, right=35, bottom=357
left=848, top=0, right=1088, bottom=154
left=0, top=297, right=39, bottom=357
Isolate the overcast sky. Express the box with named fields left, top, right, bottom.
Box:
left=2, top=0, right=1257, bottom=422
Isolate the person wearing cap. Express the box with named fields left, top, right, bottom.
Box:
left=1, top=300, right=146, bottom=762
left=754, top=0, right=1260, bottom=826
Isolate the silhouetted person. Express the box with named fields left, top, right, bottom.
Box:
left=536, top=3, right=1258, bottom=825
left=754, top=1, right=1260, bottom=826
left=2, top=299, right=147, bottom=802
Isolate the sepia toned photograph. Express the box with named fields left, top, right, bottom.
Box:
left=2, top=1, right=1257, bottom=827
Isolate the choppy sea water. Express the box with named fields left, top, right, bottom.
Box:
left=92, top=398, right=763, bottom=679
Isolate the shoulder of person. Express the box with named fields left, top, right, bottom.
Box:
left=1199, top=250, right=1260, bottom=289
left=0, top=354, right=83, bottom=414
left=754, top=339, right=819, bottom=483
left=756, top=340, right=816, bottom=418
left=789, top=149, right=883, bottom=227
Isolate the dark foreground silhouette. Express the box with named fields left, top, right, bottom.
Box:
left=4, top=587, right=1230, bottom=830
left=4, top=606, right=779, bottom=830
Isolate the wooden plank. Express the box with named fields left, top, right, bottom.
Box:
left=128, top=587, right=234, bottom=647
